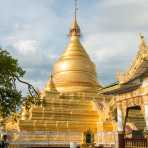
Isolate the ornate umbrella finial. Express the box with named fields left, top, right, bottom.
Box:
left=139, top=33, right=144, bottom=39
left=74, top=0, right=78, bottom=20
left=69, top=0, right=80, bottom=37
left=139, top=33, right=147, bottom=49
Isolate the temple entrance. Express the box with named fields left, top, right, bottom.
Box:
left=83, top=129, right=94, bottom=145
left=121, top=105, right=148, bottom=148
left=124, top=106, right=146, bottom=136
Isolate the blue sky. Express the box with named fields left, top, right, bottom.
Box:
left=0, top=0, right=148, bottom=90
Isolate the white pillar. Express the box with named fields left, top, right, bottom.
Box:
left=117, top=106, right=124, bottom=148
left=117, top=107, right=123, bottom=132
left=144, top=104, right=148, bottom=130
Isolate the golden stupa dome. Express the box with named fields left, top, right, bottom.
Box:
left=51, top=17, right=101, bottom=93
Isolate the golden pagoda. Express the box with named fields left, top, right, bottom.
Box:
left=6, top=3, right=116, bottom=147
left=52, top=15, right=101, bottom=94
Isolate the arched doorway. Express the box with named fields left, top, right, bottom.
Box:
left=124, top=105, right=146, bottom=138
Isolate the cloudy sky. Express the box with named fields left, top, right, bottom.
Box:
left=0, top=0, right=148, bottom=90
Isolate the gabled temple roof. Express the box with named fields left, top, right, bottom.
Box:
left=99, top=34, right=148, bottom=95
left=99, top=81, right=141, bottom=95
left=116, top=34, right=148, bottom=84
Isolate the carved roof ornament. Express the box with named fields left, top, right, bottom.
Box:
left=116, top=34, right=148, bottom=84
left=139, top=33, right=147, bottom=50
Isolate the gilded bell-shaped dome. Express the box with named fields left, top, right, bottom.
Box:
left=52, top=17, right=101, bottom=93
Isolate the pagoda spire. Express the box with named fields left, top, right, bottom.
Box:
left=49, top=73, right=57, bottom=93
left=69, top=0, right=80, bottom=37
left=44, top=73, right=58, bottom=93
left=74, top=0, right=78, bottom=20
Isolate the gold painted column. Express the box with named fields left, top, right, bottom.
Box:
left=144, top=104, right=148, bottom=131
left=143, top=96, right=148, bottom=139
left=142, top=77, right=148, bottom=135
left=144, top=95, right=148, bottom=131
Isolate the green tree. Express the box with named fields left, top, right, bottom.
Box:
left=0, top=48, right=42, bottom=118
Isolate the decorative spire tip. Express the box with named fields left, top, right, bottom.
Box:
left=74, top=0, right=78, bottom=20
left=69, top=0, right=80, bottom=37
left=139, top=33, right=144, bottom=39
left=139, top=33, right=147, bottom=49
left=50, top=73, right=53, bottom=80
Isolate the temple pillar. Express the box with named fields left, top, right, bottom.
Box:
left=117, top=106, right=123, bottom=132
left=144, top=99, right=148, bottom=138
left=144, top=96, right=148, bottom=133
left=143, top=95, right=148, bottom=138
left=144, top=104, right=148, bottom=130
left=117, top=104, right=125, bottom=148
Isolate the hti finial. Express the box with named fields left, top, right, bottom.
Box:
left=69, top=0, right=80, bottom=37
left=74, top=0, right=78, bottom=20
left=139, top=33, right=147, bottom=49
left=50, top=73, right=53, bottom=80
left=139, top=33, right=144, bottom=39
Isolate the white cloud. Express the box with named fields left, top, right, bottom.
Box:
left=13, top=40, right=38, bottom=55
left=0, top=0, right=148, bottom=88
left=100, top=0, right=147, bottom=7
left=83, top=32, right=139, bottom=66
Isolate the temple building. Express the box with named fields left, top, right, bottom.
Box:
left=6, top=7, right=116, bottom=148
left=99, top=34, right=148, bottom=147
left=4, top=2, right=148, bottom=148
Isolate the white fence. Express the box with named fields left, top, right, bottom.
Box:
left=96, top=131, right=117, bottom=146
